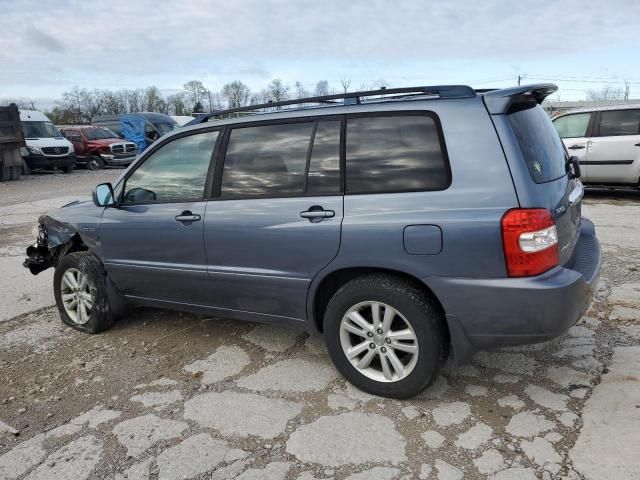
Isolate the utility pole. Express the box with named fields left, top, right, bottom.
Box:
left=517, top=74, right=521, bottom=86
left=624, top=80, right=630, bottom=100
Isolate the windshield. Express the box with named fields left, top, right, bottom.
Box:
left=154, top=122, right=177, bottom=135
left=508, top=105, right=567, bottom=184
left=22, top=121, right=62, bottom=139
left=83, top=127, right=118, bottom=140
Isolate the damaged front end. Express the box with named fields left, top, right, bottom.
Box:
left=24, top=222, right=54, bottom=274
left=24, top=200, right=99, bottom=275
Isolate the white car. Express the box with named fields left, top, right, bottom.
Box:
left=552, top=104, right=640, bottom=188
left=20, top=110, right=76, bottom=173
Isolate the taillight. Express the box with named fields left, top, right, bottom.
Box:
left=501, top=209, right=559, bottom=277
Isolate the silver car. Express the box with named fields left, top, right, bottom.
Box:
left=553, top=104, right=640, bottom=188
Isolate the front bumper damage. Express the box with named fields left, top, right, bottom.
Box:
left=23, top=213, right=84, bottom=275
left=24, top=243, right=54, bottom=274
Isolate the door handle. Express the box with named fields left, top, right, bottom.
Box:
left=175, top=211, right=201, bottom=224
left=634, top=142, right=640, bottom=147
left=568, top=145, right=585, bottom=150
left=300, top=207, right=335, bottom=222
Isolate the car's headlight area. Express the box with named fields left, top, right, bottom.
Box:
left=26, top=146, right=42, bottom=155
left=32, top=223, right=48, bottom=245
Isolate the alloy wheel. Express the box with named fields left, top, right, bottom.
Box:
left=60, top=267, right=93, bottom=324
left=339, top=301, right=419, bottom=382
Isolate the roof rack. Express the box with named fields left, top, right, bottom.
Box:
left=189, top=85, right=476, bottom=124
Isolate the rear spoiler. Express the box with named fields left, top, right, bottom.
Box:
left=481, top=84, right=557, bottom=114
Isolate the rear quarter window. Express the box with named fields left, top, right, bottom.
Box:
left=509, top=105, right=567, bottom=184
left=345, top=114, right=450, bottom=194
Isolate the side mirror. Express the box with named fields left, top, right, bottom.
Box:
left=93, top=183, right=116, bottom=207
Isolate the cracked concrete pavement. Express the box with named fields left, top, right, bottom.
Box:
left=1, top=174, right=639, bottom=479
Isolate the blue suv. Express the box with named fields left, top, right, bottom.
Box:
left=24, top=84, right=601, bottom=398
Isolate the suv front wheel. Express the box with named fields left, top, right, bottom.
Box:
left=324, top=274, right=446, bottom=398
left=53, top=252, right=116, bottom=333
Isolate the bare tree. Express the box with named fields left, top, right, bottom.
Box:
left=60, top=87, right=86, bottom=123
left=0, top=98, right=37, bottom=110
left=266, top=79, right=289, bottom=102
left=143, top=86, right=165, bottom=112
left=340, top=76, right=352, bottom=94
left=127, top=88, right=145, bottom=113
left=221, top=81, right=251, bottom=109
left=293, top=81, right=308, bottom=99
left=166, top=92, right=188, bottom=116
left=586, top=86, right=625, bottom=101
left=315, top=80, right=330, bottom=96
left=183, top=80, right=207, bottom=110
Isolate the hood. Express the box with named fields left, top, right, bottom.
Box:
left=86, top=138, right=124, bottom=147
left=25, top=137, right=73, bottom=150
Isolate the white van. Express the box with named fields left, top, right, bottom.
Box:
left=20, top=110, right=76, bottom=173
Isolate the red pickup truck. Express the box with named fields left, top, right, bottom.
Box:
left=60, top=126, right=137, bottom=170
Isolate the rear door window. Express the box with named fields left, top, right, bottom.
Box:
left=508, top=105, right=567, bottom=183
left=220, top=120, right=342, bottom=199
left=221, top=122, right=314, bottom=198
left=596, top=109, right=640, bottom=137
left=345, top=114, right=450, bottom=194
left=553, top=113, right=592, bottom=138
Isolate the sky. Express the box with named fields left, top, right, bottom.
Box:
left=1, top=0, right=640, bottom=110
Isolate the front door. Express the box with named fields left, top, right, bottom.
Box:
left=66, top=130, right=87, bottom=159
left=553, top=112, right=593, bottom=181
left=99, top=129, right=220, bottom=305
left=203, top=118, right=343, bottom=322
left=587, top=109, right=640, bottom=184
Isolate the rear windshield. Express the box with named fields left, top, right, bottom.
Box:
left=508, top=105, right=567, bottom=183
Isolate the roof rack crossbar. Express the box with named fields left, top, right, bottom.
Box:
left=191, top=85, right=475, bottom=124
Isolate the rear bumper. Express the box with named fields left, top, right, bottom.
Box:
left=425, top=218, right=601, bottom=362
left=24, top=153, right=76, bottom=169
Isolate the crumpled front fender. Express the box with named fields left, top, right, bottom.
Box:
left=23, top=201, right=102, bottom=275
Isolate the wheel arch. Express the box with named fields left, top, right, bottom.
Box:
left=308, top=266, right=450, bottom=340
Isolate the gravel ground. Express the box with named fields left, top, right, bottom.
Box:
left=0, top=174, right=639, bottom=480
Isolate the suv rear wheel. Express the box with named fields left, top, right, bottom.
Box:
left=324, top=274, right=446, bottom=398
left=53, top=252, right=116, bottom=333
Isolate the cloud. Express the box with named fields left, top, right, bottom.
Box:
left=0, top=0, right=639, bottom=99
left=23, top=26, right=65, bottom=54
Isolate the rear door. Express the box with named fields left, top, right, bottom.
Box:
left=203, top=118, right=343, bottom=322
left=552, top=112, right=594, bottom=181
left=100, top=129, right=220, bottom=305
left=508, top=105, right=581, bottom=265
left=586, top=109, right=640, bottom=184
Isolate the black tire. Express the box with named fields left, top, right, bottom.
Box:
left=10, top=166, right=21, bottom=180
left=53, top=252, right=116, bottom=334
left=86, top=155, right=103, bottom=171
left=323, top=274, right=447, bottom=399
left=63, top=164, right=74, bottom=174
